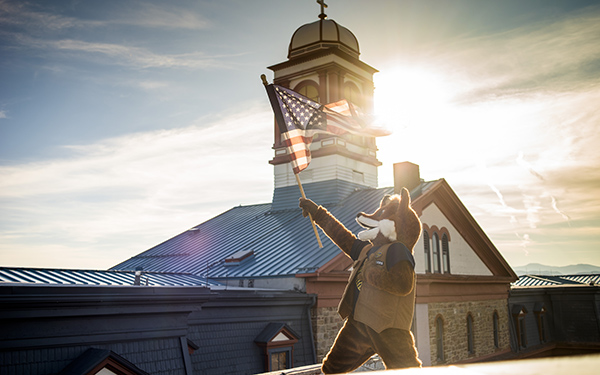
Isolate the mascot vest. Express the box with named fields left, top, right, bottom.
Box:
left=338, top=243, right=416, bottom=333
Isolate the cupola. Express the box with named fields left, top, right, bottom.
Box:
left=288, top=18, right=360, bottom=59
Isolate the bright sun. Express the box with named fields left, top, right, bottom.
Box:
left=371, top=64, right=543, bottom=188
left=373, top=66, right=455, bottom=131
left=372, top=66, right=460, bottom=184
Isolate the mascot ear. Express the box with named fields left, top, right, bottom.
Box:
left=381, top=194, right=392, bottom=206
left=400, top=187, right=411, bottom=207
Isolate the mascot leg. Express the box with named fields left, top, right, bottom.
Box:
left=372, top=328, right=422, bottom=369
left=321, top=318, right=375, bottom=374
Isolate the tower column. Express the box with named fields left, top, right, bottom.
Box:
left=318, top=70, right=328, bottom=104
left=327, top=70, right=340, bottom=102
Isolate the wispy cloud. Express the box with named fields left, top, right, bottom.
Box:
left=0, top=105, right=274, bottom=268
left=0, top=0, right=94, bottom=31
left=431, top=5, right=600, bottom=102
left=115, top=3, right=211, bottom=30
left=49, top=39, right=226, bottom=69
left=1, top=0, right=220, bottom=70
left=0, top=0, right=210, bottom=32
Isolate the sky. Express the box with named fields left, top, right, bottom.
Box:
left=0, top=0, right=599, bottom=270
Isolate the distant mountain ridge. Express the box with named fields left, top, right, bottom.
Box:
left=512, top=263, right=600, bottom=276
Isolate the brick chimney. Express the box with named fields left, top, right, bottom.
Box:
left=393, top=162, right=421, bottom=194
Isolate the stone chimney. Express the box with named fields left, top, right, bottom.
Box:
left=393, top=162, right=421, bottom=194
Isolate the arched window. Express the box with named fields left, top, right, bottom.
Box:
left=467, top=314, right=475, bottom=354
left=343, top=82, right=362, bottom=108
left=535, top=304, right=547, bottom=343
left=512, top=305, right=528, bottom=349
left=432, top=233, right=441, bottom=273
left=493, top=311, right=500, bottom=348
left=435, top=316, right=444, bottom=362
left=442, top=234, right=450, bottom=273
left=423, top=230, right=431, bottom=273
left=294, top=81, right=320, bottom=102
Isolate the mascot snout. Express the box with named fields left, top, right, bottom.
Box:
left=356, top=214, right=397, bottom=242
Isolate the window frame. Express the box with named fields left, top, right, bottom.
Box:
left=493, top=311, right=500, bottom=349
left=435, top=316, right=445, bottom=362
left=512, top=306, right=528, bottom=349
left=255, top=324, right=299, bottom=372
left=423, top=230, right=431, bottom=273
left=467, top=313, right=475, bottom=355
left=534, top=305, right=547, bottom=343
left=432, top=233, right=441, bottom=273
left=342, top=81, right=363, bottom=109
left=294, top=80, right=320, bottom=103
left=268, top=347, right=292, bottom=371
left=442, top=234, right=450, bottom=273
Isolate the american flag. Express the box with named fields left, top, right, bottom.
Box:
left=265, top=84, right=389, bottom=174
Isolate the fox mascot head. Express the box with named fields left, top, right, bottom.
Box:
left=356, top=188, right=422, bottom=250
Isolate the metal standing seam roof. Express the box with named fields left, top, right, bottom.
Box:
left=0, top=267, right=221, bottom=287
left=512, top=274, right=600, bottom=287
left=111, top=184, right=406, bottom=280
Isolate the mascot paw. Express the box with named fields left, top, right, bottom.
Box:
left=299, top=198, right=319, bottom=218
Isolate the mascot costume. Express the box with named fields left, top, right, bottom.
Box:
left=299, top=188, right=422, bottom=373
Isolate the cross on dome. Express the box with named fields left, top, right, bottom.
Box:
left=317, top=0, right=327, bottom=20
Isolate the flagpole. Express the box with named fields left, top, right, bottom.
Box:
left=295, top=173, right=323, bottom=248
left=261, top=74, right=323, bottom=248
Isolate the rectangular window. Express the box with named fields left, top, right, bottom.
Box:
left=270, top=350, right=290, bottom=371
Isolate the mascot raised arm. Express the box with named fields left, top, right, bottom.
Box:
left=299, top=187, right=422, bottom=373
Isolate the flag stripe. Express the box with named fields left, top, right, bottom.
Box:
left=264, top=83, right=389, bottom=174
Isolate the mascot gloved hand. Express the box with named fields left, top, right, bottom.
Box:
left=299, top=198, right=319, bottom=218
left=299, top=188, right=422, bottom=374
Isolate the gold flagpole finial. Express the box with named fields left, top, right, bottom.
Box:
left=260, top=74, right=268, bottom=86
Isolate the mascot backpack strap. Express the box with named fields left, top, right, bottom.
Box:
left=383, top=242, right=415, bottom=270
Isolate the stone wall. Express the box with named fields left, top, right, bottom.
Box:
left=428, top=299, right=510, bottom=365
left=311, top=306, right=344, bottom=362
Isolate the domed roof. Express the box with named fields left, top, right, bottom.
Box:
left=288, top=18, right=360, bottom=59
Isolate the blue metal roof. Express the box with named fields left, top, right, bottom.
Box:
left=513, top=274, right=600, bottom=287
left=271, top=179, right=371, bottom=210
left=112, top=181, right=399, bottom=280
left=0, top=267, right=220, bottom=287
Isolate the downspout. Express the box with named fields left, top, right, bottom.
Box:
left=306, top=294, right=318, bottom=364
left=180, top=336, right=193, bottom=375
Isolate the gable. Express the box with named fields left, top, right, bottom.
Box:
left=416, top=202, right=492, bottom=276
left=413, top=179, right=517, bottom=280
left=58, top=348, right=149, bottom=375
